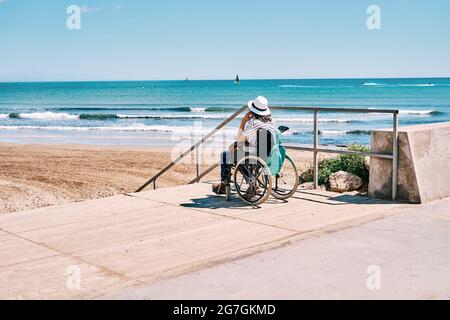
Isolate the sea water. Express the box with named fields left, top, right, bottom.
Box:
left=0, top=78, right=449, bottom=147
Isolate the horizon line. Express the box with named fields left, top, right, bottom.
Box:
left=1, top=76, right=450, bottom=84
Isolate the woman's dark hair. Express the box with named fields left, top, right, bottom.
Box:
left=252, top=112, right=272, bottom=123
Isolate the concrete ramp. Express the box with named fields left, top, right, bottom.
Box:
left=0, top=183, right=403, bottom=299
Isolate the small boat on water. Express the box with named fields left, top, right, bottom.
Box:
left=234, top=74, right=240, bottom=84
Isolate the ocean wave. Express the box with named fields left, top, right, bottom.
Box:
left=278, top=85, right=354, bottom=88
left=0, top=111, right=228, bottom=121
left=12, top=112, right=79, bottom=120
left=287, top=129, right=371, bottom=136
left=398, top=84, right=435, bottom=87
left=54, top=106, right=234, bottom=113
left=279, top=82, right=450, bottom=88
left=401, top=83, right=450, bottom=87
left=0, top=123, right=375, bottom=137
left=399, top=109, right=443, bottom=115
left=0, top=124, right=200, bottom=133
left=0, top=124, right=243, bottom=135
left=278, top=117, right=364, bottom=123
left=363, top=82, right=450, bottom=87
left=190, top=107, right=206, bottom=112
left=362, top=82, right=385, bottom=86
left=116, top=114, right=225, bottom=120
left=279, top=85, right=312, bottom=88
left=365, top=109, right=443, bottom=116
left=1, top=110, right=444, bottom=122
left=79, top=114, right=117, bottom=120
left=319, top=129, right=371, bottom=136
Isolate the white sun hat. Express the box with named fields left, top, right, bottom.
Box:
left=247, top=96, right=271, bottom=116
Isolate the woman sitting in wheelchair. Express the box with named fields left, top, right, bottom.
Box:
left=212, top=96, right=283, bottom=198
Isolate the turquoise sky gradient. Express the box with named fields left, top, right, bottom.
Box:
left=1, top=0, right=449, bottom=81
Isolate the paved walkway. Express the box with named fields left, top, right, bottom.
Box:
left=118, top=197, right=450, bottom=299
left=0, top=182, right=419, bottom=299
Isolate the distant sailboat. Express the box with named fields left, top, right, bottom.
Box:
left=234, top=74, right=240, bottom=84
left=185, top=77, right=189, bottom=82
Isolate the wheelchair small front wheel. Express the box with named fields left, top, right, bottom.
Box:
left=271, top=155, right=299, bottom=200
left=234, top=155, right=272, bottom=206
left=225, top=184, right=231, bottom=201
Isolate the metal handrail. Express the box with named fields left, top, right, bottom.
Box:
left=271, top=106, right=397, bottom=113
left=271, top=106, right=399, bottom=200
left=135, top=105, right=399, bottom=200
left=188, top=162, right=220, bottom=184
left=135, top=105, right=247, bottom=192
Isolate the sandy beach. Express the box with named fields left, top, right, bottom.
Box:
left=0, top=143, right=197, bottom=214
left=0, top=142, right=317, bottom=214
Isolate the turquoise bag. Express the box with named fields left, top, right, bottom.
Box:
left=267, top=130, right=286, bottom=175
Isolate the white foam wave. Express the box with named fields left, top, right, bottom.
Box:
left=279, top=85, right=317, bottom=88
left=318, top=129, right=371, bottom=136
left=281, top=82, right=449, bottom=88
left=0, top=125, right=177, bottom=132
left=278, top=117, right=360, bottom=123
left=278, top=85, right=354, bottom=88
left=362, top=82, right=385, bottom=86
left=116, top=114, right=225, bottom=119
left=0, top=124, right=235, bottom=134
left=0, top=113, right=9, bottom=119
left=18, top=112, right=79, bottom=120
left=363, top=82, right=447, bottom=87
left=399, top=109, right=436, bottom=115
left=398, top=84, right=435, bottom=87
left=319, top=130, right=345, bottom=135
left=190, top=107, right=207, bottom=112
left=286, top=129, right=370, bottom=136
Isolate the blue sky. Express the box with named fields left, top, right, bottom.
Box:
left=0, top=0, right=449, bottom=81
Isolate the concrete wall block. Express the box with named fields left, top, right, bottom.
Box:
left=369, top=122, right=450, bottom=204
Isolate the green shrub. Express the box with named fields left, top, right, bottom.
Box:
left=302, top=144, right=369, bottom=186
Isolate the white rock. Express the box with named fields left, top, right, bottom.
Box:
left=329, top=171, right=363, bottom=192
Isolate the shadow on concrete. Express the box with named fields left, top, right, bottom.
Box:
left=180, top=194, right=282, bottom=210
left=180, top=188, right=387, bottom=209
left=292, top=190, right=397, bottom=206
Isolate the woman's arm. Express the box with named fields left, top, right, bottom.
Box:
left=236, top=112, right=253, bottom=142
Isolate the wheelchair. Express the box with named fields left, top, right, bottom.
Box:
left=225, top=126, right=299, bottom=206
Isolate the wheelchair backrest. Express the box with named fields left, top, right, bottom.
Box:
left=256, top=128, right=277, bottom=162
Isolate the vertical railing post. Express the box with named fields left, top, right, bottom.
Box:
left=195, top=147, right=200, bottom=183
left=313, top=110, right=319, bottom=189
left=153, top=179, right=156, bottom=190
left=392, top=112, right=399, bottom=200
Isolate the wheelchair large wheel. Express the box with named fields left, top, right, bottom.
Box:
left=234, top=155, right=272, bottom=206
left=271, top=155, right=299, bottom=200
